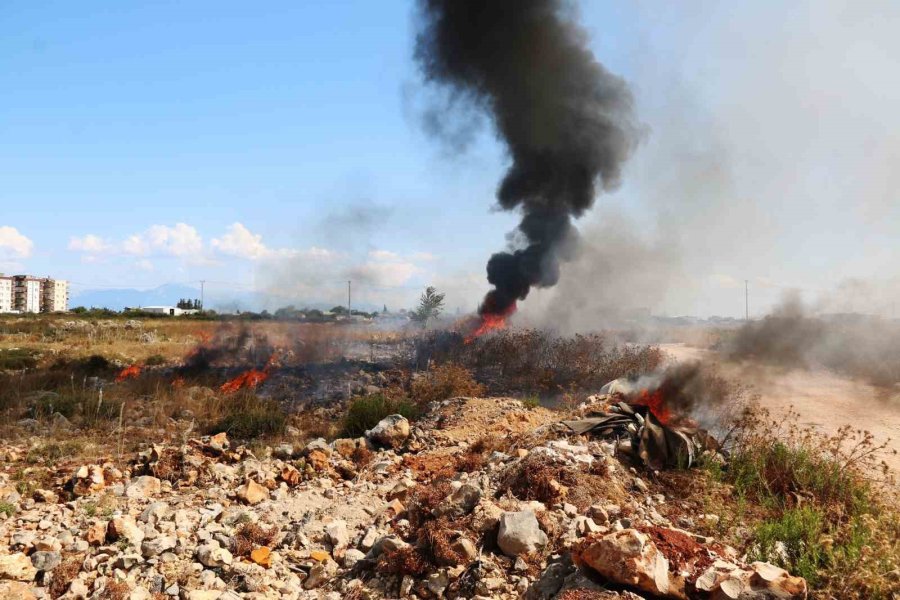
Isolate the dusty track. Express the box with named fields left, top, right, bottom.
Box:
left=660, top=343, right=900, bottom=475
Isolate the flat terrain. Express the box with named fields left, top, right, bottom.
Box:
left=661, top=343, right=900, bottom=474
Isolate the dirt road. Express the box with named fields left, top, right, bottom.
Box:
left=660, top=343, right=900, bottom=474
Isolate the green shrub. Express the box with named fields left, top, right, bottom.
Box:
left=0, top=348, right=39, bottom=370
left=210, top=395, right=286, bottom=439
left=342, top=394, right=419, bottom=438
left=0, top=502, right=15, bottom=517
left=750, top=507, right=827, bottom=583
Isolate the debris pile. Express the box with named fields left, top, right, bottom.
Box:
left=0, top=394, right=807, bottom=599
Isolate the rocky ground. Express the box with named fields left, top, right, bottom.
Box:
left=0, top=396, right=807, bottom=600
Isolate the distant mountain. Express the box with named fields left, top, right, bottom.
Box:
left=69, top=283, right=380, bottom=313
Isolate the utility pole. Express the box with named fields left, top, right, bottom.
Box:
left=745, top=280, right=749, bottom=321
left=200, top=280, right=205, bottom=311
left=347, top=280, right=352, bottom=317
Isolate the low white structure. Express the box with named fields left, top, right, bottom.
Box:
left=136, top=305, right=199, bottom=316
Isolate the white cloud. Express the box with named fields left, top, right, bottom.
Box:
left=368, top=249, right=401, bottom=261
left=148, top=223, right=203, bottom=256
left=135, top=259, right=155, bottom=271
left=212, top=223, right=280, bottom=260
left=68, top=234, right=111, bottom=254
left=0, top=226, right=33, bottom=258
left=124, top=223, right=203, bottom=257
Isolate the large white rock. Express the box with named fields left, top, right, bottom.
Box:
left=576, top=529, right=670, bottom=597
left=497, top=511, right=548, bottom=557
left=366, top=415, right=410, bottom=448
left=0, top=553, right=37, bottom=581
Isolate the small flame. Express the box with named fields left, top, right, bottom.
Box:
left=219, top=352, right=279, bottom=394
left=220, top=369, right=269, bottom=393
left=632, top=389, right=671, bottom=424
left=171, top=376, right=186, bottom=389
left=115, top=364, right=141, bottom=382
left=464, top=302, right=517, bottom=343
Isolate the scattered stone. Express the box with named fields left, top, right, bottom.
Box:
left=125, top=475, right=161, bottom=499
left=29, top=551, right=61, bottom=572
left=197, top=543, right=233, bottom=568
left=236, top=480, right=268, bottom=505
left=250, top=546, right=272, bottom=568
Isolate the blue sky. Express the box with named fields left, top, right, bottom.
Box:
left=3, top=1, right=900, bottom=317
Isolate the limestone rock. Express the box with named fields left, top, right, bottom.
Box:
left=366, top=415, right=410, bottom=448
left=576, top=529, right=670, bottom=597
left=236, top=480, right=268, bottom=505
left=0, top=553, right=37, bottom=581
left=125, top=475, right=161, bottom=499
left=497, top=511, right=548, bottom=557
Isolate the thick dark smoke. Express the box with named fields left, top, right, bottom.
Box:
left=415, top=0, right=639, bottom=316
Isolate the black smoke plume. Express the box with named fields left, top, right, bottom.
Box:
left=415, top=0, right=639, bottom=317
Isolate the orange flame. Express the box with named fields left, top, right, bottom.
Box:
left=219, top=352, right=279, bottom=394
left=115, top=364, right=142, bottom=382
left=220, top=369, right=269, bottom=393
left=632, top=389, right=671, bottom=425
left=464, top=302, right=517, bottom=344
left=171, top=376, right=186, bottom=389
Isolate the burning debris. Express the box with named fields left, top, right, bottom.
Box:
left=562, top=367, right=723, bottom=469
left=415, top=0, right=640, bottom=337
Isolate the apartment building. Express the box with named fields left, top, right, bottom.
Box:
left=0, top=277, right=12, bottom=313
left=41, top=278, right=69, bottom=313
left=13, top=276, right=42, bottom=313
left=0, top=275, right=68, bottom=313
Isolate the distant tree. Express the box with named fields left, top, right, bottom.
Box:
left=331, top=305, right=348, bottom=315
left=411, top=286, right=445, bottom=329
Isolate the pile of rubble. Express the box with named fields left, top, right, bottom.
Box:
left=0, top=395, right=807, bottom=599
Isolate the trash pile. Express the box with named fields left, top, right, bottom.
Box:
left=560, top=377, right=721, bottom=470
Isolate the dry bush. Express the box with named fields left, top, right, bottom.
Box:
left=49, top=553, right=84, bottom=598
left=408, top=479, right=453, bottom=530
left=351, top=444, right=373, bottom=467
left=98, top=580, right=130, bottom=600
left=232, top=522, right=277, bottom=557
left=420, top=518, right=466, bottom=566
left=377, top=546, right=430, bottom=577
left=411, top=362, right=485, bottom=404
left=413, top=329, right=663, bottom=395
left=497, top=454, right=579, bottom=505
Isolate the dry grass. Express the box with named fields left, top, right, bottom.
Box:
left=414, top=328, right=664, bottom=396
left=410, top=362, right=484, bottom=404
left=497, top=454, right=579, bottom=505
left=49, top=553, right=84, bottom=599
left=377, top=546, right=430, bottom=577
left=232, top=522, right=277, bottom=557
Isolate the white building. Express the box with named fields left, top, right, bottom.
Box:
left=0, top=277, right=12, bottom=313
left=136, top=305, right=199, bottom=316
left=0, top=275, right=69, bottom=313
left=41, top=278, right=69, bottom=313
left=13, top=276, right=42, bottom=313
